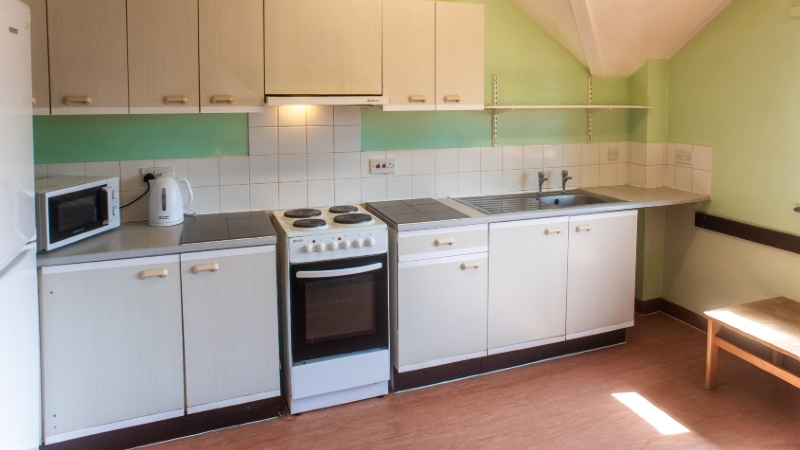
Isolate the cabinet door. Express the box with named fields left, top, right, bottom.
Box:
left=265, top=0, right=382, bottom=95
left=21, top=0, right=49, bottom=114
left=488, top=217, right=568, bottom=353
left=40, top=256, right=183, bottom=443
left=396, top=252, right=488, bottom=370
left=128, top=0, right=199, bottom=114
left=566, top=210, right=638, bottom=339
left=181, top=247, right=280, bottom=413
left=199, top=0, right=264, bottom=112
left=47, top=0, right=128, bottom=114
left=435, top=2, right=484, bottom=110
left=383, top=0, right=435, bottom=111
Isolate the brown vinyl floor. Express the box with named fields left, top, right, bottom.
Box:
left=147, top=313, right=800, bottom=449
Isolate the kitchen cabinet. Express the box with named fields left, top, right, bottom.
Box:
left=127, top=0, right=199, bottom=114
left=20, top=0, right=49, bottom=114
left=264, top=0, right=382, bottom=95
left=199, top=0, right=265, bottom=112
left=394, top=225, right=489, bottom=372
left=382, top=0, right=484, bottom=111
left=488, top=217, right=569, bottom=353
left=566, top=210, right=637, bottom=339
left=47, top=0, right=129, bottom=114
left=40, top=255, right=184, bottom=444
left=181, top=247, right=280, bottom=414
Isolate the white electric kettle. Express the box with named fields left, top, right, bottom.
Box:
left=148, top=174, right=194, bottom=227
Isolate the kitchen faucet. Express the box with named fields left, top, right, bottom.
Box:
left=561, top=170, right=572, bottom=192
left=537, top=171, right=548, bottom=193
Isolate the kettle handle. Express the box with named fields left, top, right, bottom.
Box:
left=177, top=178, right=194, bottom=209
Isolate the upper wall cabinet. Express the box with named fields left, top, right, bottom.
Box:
left=264, top=0, right=382, bottom=96
left=435, top=2, right=484, bottom=110
left=47, top=0, right=129, bottom=115
left=21, top=0, right=49, bottom=115
left=199, top=0, right=265, bottom=113
left=127, top=0, right=200, bottom=114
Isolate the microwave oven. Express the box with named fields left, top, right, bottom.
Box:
left=35, top=176, right=121, bottom=251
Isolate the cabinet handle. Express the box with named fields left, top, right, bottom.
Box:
left=434, top=237, right=455, bottom=247
left=63, top=95, right=92, bottom=106
left=192, top=263, right=219, bottom=274
left=443, top=94, right=461, bottom=104
left=164, top=95, right=189, bottom=105
left=140, top=268, right=168, bottom=280
left=460, top=261, right=480, bottom=270
left=544, top=228, right=561, bottom=235
left=210, top=95, right=234, bottom=105
left=409, top=95, right=427, bottom=103
left=31, top=96, right=36, bottom=105
left=575, top=225, right=592, bottom=233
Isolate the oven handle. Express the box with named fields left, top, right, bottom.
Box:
left=296, top=262, right=383, bottom=279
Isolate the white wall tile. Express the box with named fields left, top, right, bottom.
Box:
left=191, top=186, right=220, bottom=214
left=333, top=106, right=361, bottom=125
left=480, top=147, right=502, bottom=172
left=334, top=153, right=361, bottom=179
left=387, top=176, right=412, bottom=200
left=599, top=164, right=617, bottom=186
left=503, top=170, right=524, bottom=192
left=411, top=174, right=436, bottom=198
left=412, top=149, right=436, bottom=175
left=617, top=163, right=629, bottom=184
left=153, top=159, right=186, bottom=179
left=674, top=166, right=692, bottom=191
left=458, top=172, right=481, bottom=196
left=34, top=164, right=47, bottom=179
left=334, top=126, right=360, bottom=152
left=386, top=150, right=412, bottom=176
left=481, top=171, right=503, bottom=195
left=278, top=127, right=307, bottom=155
left=278, top=155, right=307, bottom=182
left=219, top=156, right=249, bottom=185
left=523, top=145, right=542, bottom=169
left=248, top=108, right=277, bottom=127
left=307, top=106, right=334, bottom=126
left=250, top=183, right=279, bottom=211
left=663, top=165, right=675, bottom=188
left=645, top=165, right=664, bottom=188
left=458, top=147, right=481, bottom=173
left=543, top=145, right=562, bottom=168
left=436, top=173, right=458, bottom=198
left=85, top=161, right=121, bottom=179
left=618, top=142, right=630, bottom=163
left=435, top=148, right=459, bottom=174
left=581, top=143, right=600, bottom=165
left=693, top=145, right=713, bottom=171
left=220, top=185, right=250, bottom=212
left=121, top=160, right=153, bottom=190
left=502, top=146, right=523, bottom=170
left=335, top=178, right=361, bottom=204
left=307, top=180, right=335, bottom=207
left=120, top=190, right=149, bottom=222
left=629, top=164, right=646, bottom=187
left=249, top=156, right=278, bottom=184
left=665, top=143, right=676, bottom=166
left=646, top=143, right=665, bottom=165
left=675, top=143, right=693, bottom=167
left=361, top=151, right=386, bottom=177
left=581, top=165, right=600, bottom=188
left=248, top=127, right=278, bottom=156
left=278, top=105, right=307, bottom=127
left=630, top=143, right=647, bottom=166
left=279, top=182, right=308, bottom=209
left=563, top=144, right=581, bottom=167
left=361, top=177, right=387, bottom=202
left=307, top=126, right=334, bottom=154
left=692, top=169, right=712, bottom=195
left=48, top=162, right=85, bottom=178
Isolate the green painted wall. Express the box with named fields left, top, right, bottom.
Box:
left=629, top=60, right=669, bottom=144
left=669, top=0, right=800, bottom=234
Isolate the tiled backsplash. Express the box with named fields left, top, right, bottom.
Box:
left=35, top=106, right=712, bottom=222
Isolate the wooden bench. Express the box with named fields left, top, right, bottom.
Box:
left=705, top=297, right=800, bottom=390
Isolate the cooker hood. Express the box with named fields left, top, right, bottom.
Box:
left=266, top=96, right=388, bottom=106
left=512, top=0, right=731, bottom=78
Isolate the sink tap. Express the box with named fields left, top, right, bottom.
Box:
left=537, top=171, right=548, bottom=193
left=561, top=170, right=572, bottom=192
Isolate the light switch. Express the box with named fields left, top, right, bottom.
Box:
left=369, top=158, right=395, bottom=174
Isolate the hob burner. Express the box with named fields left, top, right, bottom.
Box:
left=293, top=219, right=327, bottom=228
left=285, top=209, right=322, bottom=219
left=333, top=213, right=373, bottom=225
left=329, top=205, right=358, bottom=214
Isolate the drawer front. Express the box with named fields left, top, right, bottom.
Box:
left=398, top=224, right=487, bottom=262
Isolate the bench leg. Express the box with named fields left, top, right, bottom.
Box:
left=706, top=320, right=722, bottom=390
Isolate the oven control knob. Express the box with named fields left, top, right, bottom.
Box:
left=313, top=242, right=325, bottom=252
left=340, top=240, right=351, bottom=249
left=352, top=238, right=363, bottom=248
left=301, top=244, right=313, bottom=253
left=364, top=237, right=376, bottom=247
left=327, top=242, right=338, bottom=251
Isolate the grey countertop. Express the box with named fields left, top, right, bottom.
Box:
left=37, top=215, right=278, bottom=267
left=366, top=186, right=711, bottom=232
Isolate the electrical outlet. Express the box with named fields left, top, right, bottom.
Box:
left=141, top=167, right=174, bottom=182
left=675, top=149, right=693, bottom=166
left=607, top=147, right=619, bottom=161
left=369, top=158, right=395, bottom=174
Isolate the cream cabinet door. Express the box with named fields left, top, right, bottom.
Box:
left=382, top=0, right=435, bottom=111
left=127, top=0, right=199, bottom=114
left=488, top=217, right=569, bottom=353
left=181, top=247, right=280, bottom=414
left=47, top=0, right=128, bottom=114
left=265, top=0, right=382, bottom=95
left=21, top=0, right=49, bottom=114
left=566, top=210, right=638, bottom=339
left=199, top=0, right=264, bottom=112
left=435, top=2, right=484, bottom=110
left=40, top=256, right=184, bottom=444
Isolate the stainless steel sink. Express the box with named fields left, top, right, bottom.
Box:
left=537, top=193, right=610, bottom=207
left=454, top=190, right=624, bottom=215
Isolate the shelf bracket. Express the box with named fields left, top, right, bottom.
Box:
left=587, top=77, right=593, bottom=144
left=492, top=74, right=499, bottom=147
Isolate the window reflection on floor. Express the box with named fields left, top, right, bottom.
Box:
left=612, top=392, right=690, bottom=436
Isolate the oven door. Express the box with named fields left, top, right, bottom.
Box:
left=289, top=253, right=388, bottom=364
left=46, top=184, right=111, bottom=247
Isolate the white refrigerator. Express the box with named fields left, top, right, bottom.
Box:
left=0, top=1, right=42, bottom=449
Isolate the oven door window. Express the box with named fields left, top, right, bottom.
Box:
left=47, top=186, right=106, bottom=244
left=290, top=254, right=388, bottom=364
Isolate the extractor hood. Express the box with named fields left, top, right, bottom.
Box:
left=266, top=96, right=389, bottom=106
left=512, top=0, right=732, bottom=78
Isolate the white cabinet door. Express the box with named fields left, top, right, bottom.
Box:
left=396, top=252, right=488, bottom=371
left=382, top=0, right=435, bottom=111
left=181, top=247, right=280, bottom=413
left=435, top=2, right=484, bottom=110
left=40, top=256, right=184, bottom=444
left=488, top=217, right=569, bottom=353
left=566, top=210, right=638, bottom=339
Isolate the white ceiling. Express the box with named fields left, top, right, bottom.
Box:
left=512, top=0, right=732, bottom=78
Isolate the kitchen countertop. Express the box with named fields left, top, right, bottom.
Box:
left=37, top=214, right=278, bottom=267
left=366, top=185, right=711, bottom=232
